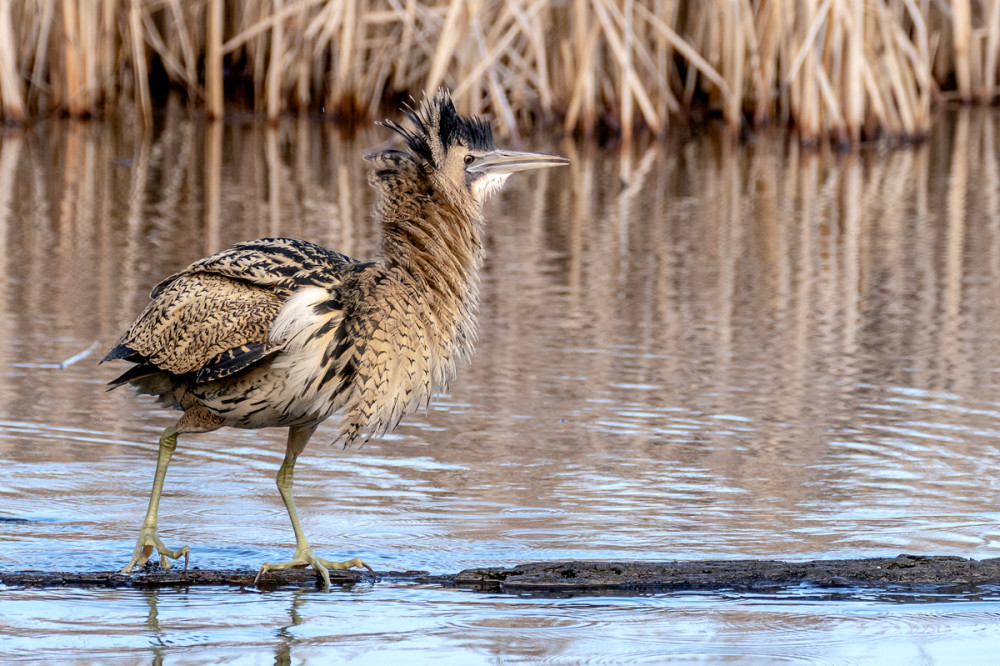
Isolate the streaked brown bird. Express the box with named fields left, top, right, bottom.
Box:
left=102, top=90, right=568, bottom=588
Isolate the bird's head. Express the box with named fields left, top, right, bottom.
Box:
left=378, top=90, right=568, bottom=206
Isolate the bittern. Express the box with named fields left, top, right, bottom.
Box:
left=102, top=90, right=568, bottom=588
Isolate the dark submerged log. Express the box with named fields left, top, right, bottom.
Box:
left=453, top=555, right=1000, bottom=594
left=3, top=556, right=1000, bottom=596
left=0, top=567, right=368, bottom=591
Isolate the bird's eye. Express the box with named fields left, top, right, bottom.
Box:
left=464, top=154, right=475, bottom=165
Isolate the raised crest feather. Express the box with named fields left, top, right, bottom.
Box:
left=377, top=89, right=494, bottom=167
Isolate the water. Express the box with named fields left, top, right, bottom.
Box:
left=2, top=110, right=1000, bottom=662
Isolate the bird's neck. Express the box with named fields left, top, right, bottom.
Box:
left=374, top=182, right=485, bottom=363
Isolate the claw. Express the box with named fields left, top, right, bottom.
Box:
left=121, top=525, right=189, bottom=574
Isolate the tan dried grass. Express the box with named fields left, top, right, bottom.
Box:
left=4, top=0, right=1000, bottom=142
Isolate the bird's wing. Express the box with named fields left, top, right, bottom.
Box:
left=105, top=238, right=359, bottom=382
left=105, top=272, right=284, bottom=377
left=151, top=237, right=357, bottom=300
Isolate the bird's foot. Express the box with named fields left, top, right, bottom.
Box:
left=120, top=525, right=190, bottom=574
left=254, top=547, right=373, bottom=590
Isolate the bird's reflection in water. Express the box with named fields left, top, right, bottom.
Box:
left=142, top=589, right=166, bottom=666
left=273, top=588, right=309, bottom=666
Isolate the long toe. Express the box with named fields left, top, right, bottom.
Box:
left=316, top=555, right=374, bottom=574
left=255, top=556, right=327, bottom=589
left=120, top=527, right=189, bottom=573
left=255, top=549, right=370, bottom=589
left=157, top=544, right=190, bottom=571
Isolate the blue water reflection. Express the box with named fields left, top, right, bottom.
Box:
left=4, top=585, right=1000, bottom=664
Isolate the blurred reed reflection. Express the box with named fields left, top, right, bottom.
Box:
left=2, top=109, right=1000, bottom=565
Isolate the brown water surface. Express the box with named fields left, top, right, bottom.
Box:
left=2, top=111, right=1000, bottom=663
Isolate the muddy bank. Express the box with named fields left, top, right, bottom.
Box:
left=3, top=556, right=1000, bottom=596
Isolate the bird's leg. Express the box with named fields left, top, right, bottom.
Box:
left=255, top=424, right=372, bottom=590
left=121, top=426, right=190, bottom=573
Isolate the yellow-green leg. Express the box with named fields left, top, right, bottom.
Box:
left=255, top=424, right=372, bottom=589
left=121, top=426, right=190, bottom=573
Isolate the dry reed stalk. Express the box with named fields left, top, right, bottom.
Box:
left=569, top=31, right=598, bottom=134
left=169, top=0, right=199, bottom=90
left=518, top=0, right=553, bottom=112
left=680, top=5, right=707, bottom=109
left=737, top=0, right=764, bottom=123
left=797, top=0, right=821, bottom=142
left=267, top=0, right=285, bottom=120
left=333, top=0, right=359, bottom=113
left=861, top=46, right=894, bottom=134
left=224, top=0, right=327, bottom=54
left=952, top=0, right=973, bottom=100
left=206, top=0, right=224, bottom=118
left=636, top=3, right=730, bottom=109
left=564, top=4, right=599, bottom=136
left=80, top=0, right=95, bottom=111
left=985, top=0, right=1000, bottom=101
left=722, top=0, right=744, bottom=135
left=753, top=0, right=780, bottom=124
left=451, top=4, right=513, bottom=99
left=62, top=0, right=82, bottom=116
left=140, top=11, right=191, bottom=90
left=425, top=0, right=465, bottom=96
left=591, top=0, right=662, bottom=135
left=293, top=8, right=312, bottom=110
left=620, top=0, right=634, bottom=143
left=100, top=0, right=119, bottom=108
left=844, top=0, right=863, bottom=140
left=138, top=1, right=199, bottom=95
left=781, top=0, right=831, bottom=93
left=606, top=0, right=678, bottom=113
left=129, top=0, right=152, bottom=123
left=814, top=51, right=846, bottom=139
left=27, top=0, right=56, bottom=111
left=877, top=1, right=915, bottom=135
left=0, top=0, right=25, bottom=122
left=245, top=1, right=268, bottom=108
left=470, top=8, right=519, bottom=143
left=897, top=0, right=933, bottom=129
left=391, top=0, right=418, bottom=91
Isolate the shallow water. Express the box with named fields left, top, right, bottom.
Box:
left=3, top=110, right=1000, bottom=661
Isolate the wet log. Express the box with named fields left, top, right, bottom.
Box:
left=2, top=556, right=999, bottom=595
left=0, top=567, right=385, bottom=591
left=453, top=555, right=1000, bottom=594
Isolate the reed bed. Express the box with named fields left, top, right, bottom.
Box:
left=4, top=1, right=1000, bottom=142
